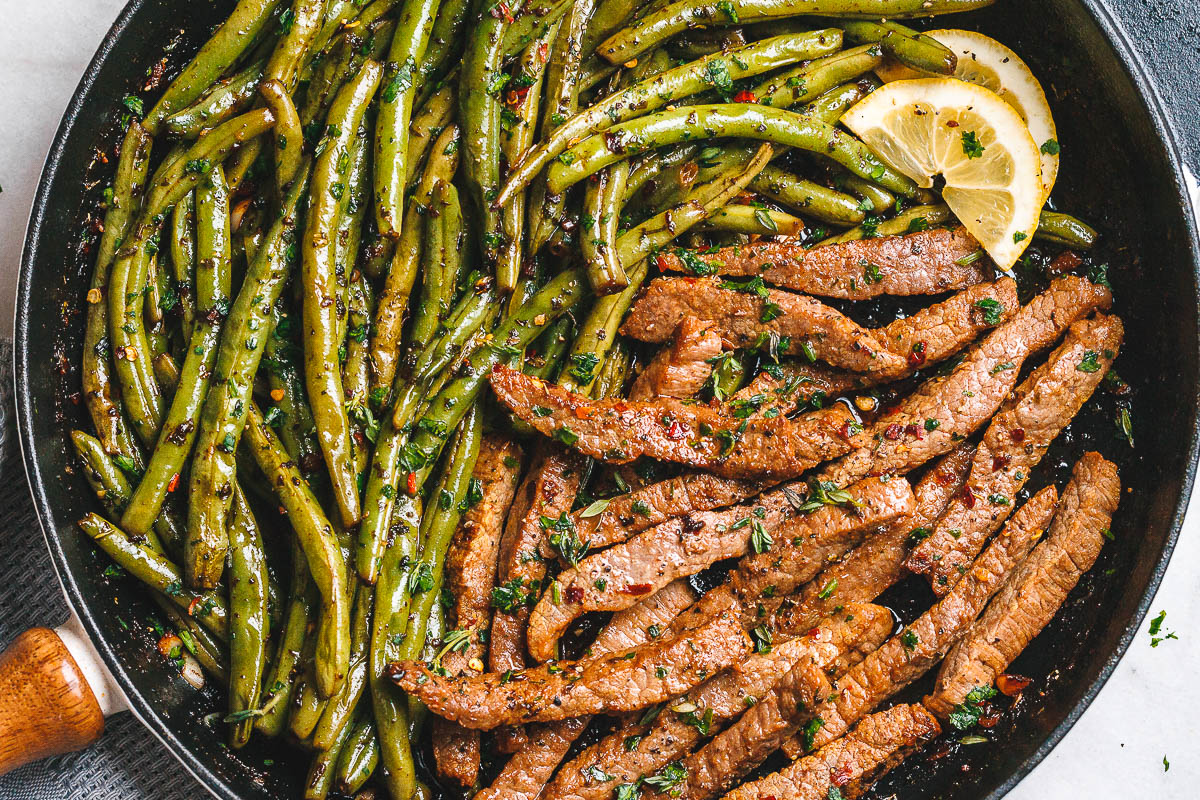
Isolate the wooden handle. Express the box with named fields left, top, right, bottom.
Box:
left=0, top=627, right=105, bottom=774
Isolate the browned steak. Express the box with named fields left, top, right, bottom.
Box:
left=629, top=316, right=724, bottom=401
left=817, top=275, right=1113, bottom=487
left=725, top=703, right=941, bottom=800
left=540, top=604, right=894, bottom=800
left=433, top=435, right=524, bottom=786
left=621, top=277, right=1015, bottom=378
left=572, top=471, right=763, bottom=552
left=389, top=594, right=748, bottom=728
left=474, top=581, right=697, bottom=800
left=907, top=314, right=1123, bottom=593
left=731, top=363, right=868, bottom=420
left=780, top=486, right=1059, bottom=758
left=775, top=445, right=974, bottom=636
left=925, top=453, right=1120, bottom=718
left=654, top=227, right=987, bottom=299
left=527, top=477, right=912, bottom=663
left=490, top=363, right=863, bottom=481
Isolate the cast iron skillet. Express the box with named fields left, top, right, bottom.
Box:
left=14, top=0, right=1200, bottom=797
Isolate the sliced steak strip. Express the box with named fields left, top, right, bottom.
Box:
left=475, top=580, right=697, bottom=800
left=654, top=227, right=987, bottom=299
left=572, top=471, right=764, bottom=552
left=776, top=445, right=974, bottom=636
left=629, top=316, right=724, bottom=401
left=389, top=593, right=749, bottom=728
left=817, top=275, right=1113, bottom=487
left=540, top=604, right=894, bottom=800
left=434, top=435, right=524, bottom=786
left=490, top=363, right=863, bottom=481
left=528, top=477, right=913, bottom=663
left=925, top=453, right=1120, bottom=718
left=621, top=277, right=1015, bottom=378
left=731, top=363, right=868, bottom=420
left=781, top=485, right=1060, bottom=758
left=908, top=314, right=1123, bottom=593
left=724, top=703, right=941, bottom=800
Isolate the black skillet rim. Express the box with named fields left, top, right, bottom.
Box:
left=13, top=1, right=1200, bottom=798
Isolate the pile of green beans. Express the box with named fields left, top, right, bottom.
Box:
left=69, top=0, right=1102, bottom=797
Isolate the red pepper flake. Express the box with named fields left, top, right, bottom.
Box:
left=839, top=421, right=857, bottom=439
left=655, top=253, right=673, bottom=272
left=494, top=0, right=514, bottom=22
left=960, top=486, right=977, bottom=508
left=1048, top=250, right=1083, bottom=275
left=622, top=583, right=653, bottom=596
left=908, top=341, right=927, bottom=367
left=167, top=473, right=180, bottom=493
left=574, top=406, right=596, bottom=420
left=996, top=673, right=1032, bottom=696
left=665, top=420, right=688, bottom=440
left=831, top=763, right=854, bottom=787
left=992, top=454, right=1011, bottom=471
left=187, top=597, right=203, bottom=616
left=806, top=627, right=823, bottom=640
left=1010, top=427, right=1026, bottom=443
left=565, top=584, right=584, bottom=604
left=733, top=89, right=758, bottom=103
left=883, top=423, right=903, bottom=440
left=406, top=472, right=418, bottom=495
left=904, top=423, right=924, bottom=440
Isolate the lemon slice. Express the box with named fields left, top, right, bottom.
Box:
left=876, top=29, right=1058, bottom=197
left=842, top=78, right=1043, bottom=269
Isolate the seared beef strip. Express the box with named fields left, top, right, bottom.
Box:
left=908, top=315, right=1123, bottom=593
left=817, top=275, right=1112, bottom=487
left=925, top=453, right=1120, bottom=718
left=541, top=604, right=894, bottom=800
left=780, top=485, right=1060, bottom=758
left=621, top=277, right=1016, bottom=378
left=775, top=445, right=974, bottom=636
left=725, top=704, right=941, bottom=800
left=653, top=227, right=987, bottom=299
left=527, top=477, right=913, bottom=663
left=433, top=435, right=524, bottom=786
left=490, top=363, right=864, bottom=481
left=389, top=593, right=748, bottom=728
left=629, top=316, right=724, bottom=401
left=475, top=581, right=697, bottom=800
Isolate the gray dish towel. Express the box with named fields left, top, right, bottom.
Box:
left=0, top=341, right=197, bottom=800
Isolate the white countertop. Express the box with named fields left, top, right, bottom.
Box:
left=1, top=2, right=1195, bottom=797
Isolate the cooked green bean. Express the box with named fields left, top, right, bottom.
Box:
left=78, top=513, right=228, bottom=639
left=244, top=402, right=350, bottom=699
left=152, top=593, right=229, bottom=683
left=265, top=305, right=321, bottom=465
left=699, top=203, right=805, bottom=235
left=1037, top=209, right=1098, bottom=249
left=580, top=0, right=644, bottom=56
left=832, top=168, right=895, bottom=213
left=107, top=228, right=166, bottom=449
left=583, top=166, right=631, bottom=294
left=753, top=44, right=883, bottom=108
left=335, top=716, right=379, bottom=793
left=498, top=30, right=842, bottom=205
left=187, top=161, right=310, bottom=590
left=334, top=121, right=373, bottom=348
left=259, top=78, right=305, bottom=193
left=821, top=202, right=952, bottom=244
left=503, top=0, right=574, bottom=55
left=83, top=121, right=152, bottom=456
left=373, top=0, right=443, bottom=241
left=408, top=180, right=455, bottom=351
left=344, top=272, right=376, bottom=471
left=265, top=0, right=327, bottom=92
left=623, top=143, right=700, bottom=201
left=547, top=104, right=917, bottom=197
left=170, top=192, right=198, bottom=340
left=405, top=79, right=455, bottom=185
left=311, top=582, right=373, bottom=749
left=255, top=543, right=316, bottom=737
left=596, top=0, right=996, bottom=65
left=415, top=0, right=470, bottom=101
left=804, top=75, right=880, bottom=123
left=163, top=59, right=266, bottom=138
left=143, top=0, right=283, bottom=132
left=749, top=164, right=865, bottom=225
left=304, top=59, right=382, bottom=529
left=839, top=18, right=957, bottom=75
left=227, top=486, right=270, bottom=748
left=304, top=708, right=357, bottom=800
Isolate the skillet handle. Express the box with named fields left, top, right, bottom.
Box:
left=0, top=627, right=105, bottom=774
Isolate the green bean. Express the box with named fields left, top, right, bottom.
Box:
left=623, top=143, right=700, bottom=202
left=265, top=306, right=321, bottom=465
left=78, top=513, right=228, bottom=639
left=583, top=166, right=631, bottom=294
left=227, top=486, right=270, bottom=748
left=304, top=708, right=357, bottom=800
left=590, top=338, right=632, bottom=400
left=143, top=0, right=284, bottom=133
left=225, top=136, right=265, bottom=196
left=312, top=582, right=373, bottom=749
left=1036, top=210, right=1098, bottom=249
left=407, top=180, right=455, bottom=351
left=335, top=716, right=379, bottom=793
left=107, top=227, right=165, bottom=449
left=832, top=169, right=895, bottom=214
left=405, top=79, right=456, bottom=185
left=187, top=161, right=310, bottom=590
left=344, top=271, right=376, bottom=448
left=498, top=30, right=842, bottom=205
left=838, top=18, right=956, bottom=75
left=170, top=192, right=198, bottom=340
left=258, top=78, right=305, bottom=194
left=266, top=0, right=328, bottom=92
left=304, top=60, right=382, bottom=529
left=753, top=44, right=881, bottom=109
left=371, top=124, right=460, bottom=394
left=152, top=353, right=180, bottom=394
left=749, top=164, right=864, bottom=225
left=152, top=593, right=229, bottom=682
left=580, top=0, right=644, bottom=56
left=370, top=495, right=423, bottom=799
left=373, top=0, right=443, bottom=241
left=548, top=104, right=917, bottom=197
left=303, top=16, right=394, bottom=127
left=414, top=0, right=470, bottom=101
left=84, top=121, right=152, bottom=456
left=578, top=55, right=620, bottom=93
left=439, top=180, right=465, bottom=294
left=503, top=0, right=574, bottom=56
left=255, top=543, right=316, bottom=737
left=123, top=165, right=232, bottom=541
left=290, top=661, right=332, bottom=740
left=596, top=0, right=996, bottom=65
left=820, top=202, right=951, bottom=244
left=699, top=203, right=805, bottom=235
left=334, top=121, right=373, bottom=348
left=525, top=315, right=574, bottom=381
left=244, top=402, right=351, bottom=699
left=669, top=26, right=747, bottom=59
left=163, top=59, right=266, bottom=138
left=803, top=75, right=880, bottom=123
left=408, top=285, right=499, bottom=391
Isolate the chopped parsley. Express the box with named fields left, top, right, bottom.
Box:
left=948, top=684, right=998, bottom=730
left=961, top=130, right=985, bottom=159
